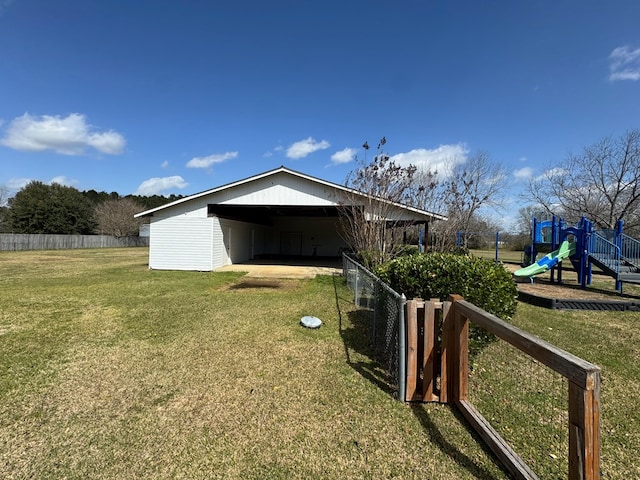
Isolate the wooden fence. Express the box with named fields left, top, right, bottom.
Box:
left=405, top=296, right=601, bottom=480
left=0, top=234, right=149, bottom=251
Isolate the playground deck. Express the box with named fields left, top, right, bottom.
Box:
left=511, top=265, right=640, bottom=310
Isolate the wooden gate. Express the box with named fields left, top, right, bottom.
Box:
left=404, top=296, right=601, bottom=480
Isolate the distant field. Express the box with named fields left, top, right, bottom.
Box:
left=469, top=248, right=523, bottom=264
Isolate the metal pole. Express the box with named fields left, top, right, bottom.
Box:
left=372, top=281, right=379, bottom=348
left=398, top=293, right=407, bottom=402
left=354, top=264, right=359, bottom=305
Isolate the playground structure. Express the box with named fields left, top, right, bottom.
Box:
left=514, top=215, right=640, bottom=292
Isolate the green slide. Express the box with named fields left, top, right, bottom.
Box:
left=514, top=241, right=576, bottom=277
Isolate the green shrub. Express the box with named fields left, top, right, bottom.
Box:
left=392, top=244, right=420, bottom=257
left=355, top=245, right=419, bottom=269
left=376, top=253, right=519, bottom=356
left=355, top=249, right=384, bottom=270
left=376, top=252, right=518, bottom=320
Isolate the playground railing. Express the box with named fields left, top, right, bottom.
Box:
left=590, top=232, right=621, bottom=277
left=593, top=229, right=615, bottom=243
left=621, top=234, right=640, bottom=268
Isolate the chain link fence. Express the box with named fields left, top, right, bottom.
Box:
left=342, top=253, right=406, bottom=400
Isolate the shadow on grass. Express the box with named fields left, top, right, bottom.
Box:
left=332, top=275, right=395, bottom=396
left=409, top=404, right=508, bottom=480
left=332, top=274, right=508, bottom=480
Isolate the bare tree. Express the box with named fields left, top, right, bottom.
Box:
left=527, top=129, right=640, bottom=234
left=0, top=186, right=8, bottom=206
left=417, top=152, right=506, bottom=251
left=0, top=186, right=9, bottom=232
left=339, top=138, right=418, bottom=268
left=94, top=197, right=146, bottom=237
left=515, top=205, right=542, bottom=236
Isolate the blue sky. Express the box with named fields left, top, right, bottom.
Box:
left=1, top=0, right=639, bottom=228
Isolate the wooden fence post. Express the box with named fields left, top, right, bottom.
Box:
left=441, top=294, right=464, bottom=403
left=452, top=295, right=468, bottom=403
left=422, top=299, right=438, bottom=402
left=568, top=372, right=601, bottom=480
left=405, top=299, right=420, bottom=402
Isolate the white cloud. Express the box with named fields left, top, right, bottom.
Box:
left=535, top=167, right=567, bottom=182
left=49, top=176, right=78, bottom=186
left=286, top=137, right=330, bottom=159
left=1, top=113, right=125, bottom=155
left=135, top=176, right=188, bottom=195
left=263, top=145, right=285, bottom=157
left=609, top=45, right=640, bottom=81
left=390, top=143, right=468, bottom=177
left=161, top=160, right=169, bottom=168
left=186, top=151, right=238, bottom=168
left=513, top=167, right=533, bottom=180
left=3, top=176, right=77, bottom=199
left=6, top=177, right=30, bottom=190
left=330, top=147, right=357, bottom=165
left=543, top=167, right=566, bottom=178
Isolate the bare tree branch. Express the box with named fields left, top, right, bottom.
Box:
left=526, top=129, right=640, bottom=233
left=416, top=151, right=506, bottom=251
left=94, top=197, right=146, bottom=237
left=338, top=139, right=418, bottom=268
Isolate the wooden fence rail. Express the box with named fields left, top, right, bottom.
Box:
left=405, top=296, right=601, bottom=480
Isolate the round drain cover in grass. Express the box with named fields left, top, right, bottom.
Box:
left=300, top=316, right=322, bottom=329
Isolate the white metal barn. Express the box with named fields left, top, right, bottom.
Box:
left=134, top=166, right=445, bottom=271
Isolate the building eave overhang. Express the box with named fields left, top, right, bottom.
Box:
left=134, top=165, right=447, bottom=222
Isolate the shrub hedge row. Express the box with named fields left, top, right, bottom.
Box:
left=376, top=252, right=518, bottom=320
left=376, top=253, right=519, bottom=357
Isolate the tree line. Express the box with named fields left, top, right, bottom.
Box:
left=2, top=129, right=638, bottom=251
left=0, top=182, right=184, bottom=236
left=340, top=129, right=640, bottom=268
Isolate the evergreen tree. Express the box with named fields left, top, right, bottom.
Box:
left=6, top=181, right=96, bottom=234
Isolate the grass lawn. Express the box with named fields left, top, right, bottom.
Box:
left=0, top=248, right=509, bottom=479
left=504, top=303, right=640, bottom=480
left=469, top=248, right=523, bottom=264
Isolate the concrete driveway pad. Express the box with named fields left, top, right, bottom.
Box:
left=215, top=263, right=341, bottom=279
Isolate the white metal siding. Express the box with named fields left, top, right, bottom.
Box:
left=210, top=218, right=266, bottom=269
left=219, top=219, right=254, bottom=264
left=211, top=217, right=225, bottom=268
left=212, top=172, right=343, bottom=206
left=152, top=200, right=209, bottom=220
left=149, top=217, right=214, bottom=271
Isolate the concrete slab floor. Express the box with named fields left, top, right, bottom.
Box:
left=215, top=263, right=342, bottom=279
